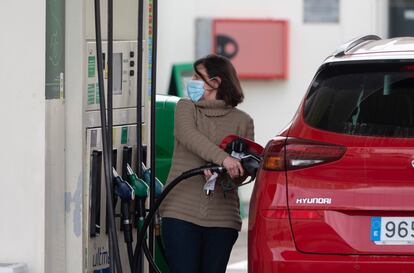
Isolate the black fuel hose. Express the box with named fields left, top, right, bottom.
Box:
left=126, top=241, right=134, bottom=273
left=142, top=241, right=162, bottom=273
left=93, top=0, right=123, bottom=272
left=107, top=0, right=113, bottom=149
left=149, top=0, right=159, bottom=267
left=136, top=0, right=144, bottom=178
left=135, top=0, right=145, bottom=271
left=132, top=165, right=224, bottom=273
left=121, top=201, right=134, bottom=273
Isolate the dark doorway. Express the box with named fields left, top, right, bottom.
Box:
left=390, top=0, right=414, bottom=37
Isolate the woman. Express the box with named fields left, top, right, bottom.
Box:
left=160, top=54, right=254, bottom=273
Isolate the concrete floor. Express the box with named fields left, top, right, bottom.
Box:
left=226, top=218, right=248, bottom=273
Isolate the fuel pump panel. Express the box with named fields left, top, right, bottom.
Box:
left=86, top=125, right=143, bottom=272
left=84, top=40, right=148, bottom=273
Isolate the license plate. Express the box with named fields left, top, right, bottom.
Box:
left=371, top=217, right=414, bottom=245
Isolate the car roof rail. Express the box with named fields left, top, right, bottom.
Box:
left=333, top=35, right=381, bottom=57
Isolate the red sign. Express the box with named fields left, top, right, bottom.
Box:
left=213, top=19, right=289, bottom=79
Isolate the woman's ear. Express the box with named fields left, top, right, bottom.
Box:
left=210, top=77, right=222, bottom=89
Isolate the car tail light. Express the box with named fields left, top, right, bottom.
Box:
left=263, top=137, right=346, bottom=171
left=262, top=137, right=286, bottom=170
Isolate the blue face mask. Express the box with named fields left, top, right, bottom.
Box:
left=186, top=80, right=205, bottom=102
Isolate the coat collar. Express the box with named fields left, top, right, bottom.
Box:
left=195, top=99, right=233, bottom=117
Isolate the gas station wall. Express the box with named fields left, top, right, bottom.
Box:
left=0, top=0, right=46, bottom=272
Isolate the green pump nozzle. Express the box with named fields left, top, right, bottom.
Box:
left=126, top=164, right=148, bottom=232
left=126, top=164, right=149, bottom=199
left=141, top=163, right=164, bottom=198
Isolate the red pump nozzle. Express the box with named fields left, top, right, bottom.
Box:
left=219, top=135, right=264, bottom=185
left=219, top=135, right=264, bottom=157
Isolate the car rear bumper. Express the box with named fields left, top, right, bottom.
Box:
left=249, top=251, right=414, bottom=273
left=248, top=217, right=414, bottom=273
left=249, top=250, right=414, bottom=273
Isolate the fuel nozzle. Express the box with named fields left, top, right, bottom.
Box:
left=112, top=167, right=135, bottom=244
left=141, top=163, right=164, bottom=198
left=126, top=164, right=149, bottom=199
left=125, top=164, right=148, bottom=231
left=112, top=168, right=135, bottom=201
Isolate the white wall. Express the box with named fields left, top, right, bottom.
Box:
left=0, top=0, right=45, bottom=272
left=65, top=0, right=85, bottom=272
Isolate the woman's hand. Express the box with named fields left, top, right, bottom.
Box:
left=222, top=156, right=244, bottom=179
left=204, top=169, right=214, bottom=181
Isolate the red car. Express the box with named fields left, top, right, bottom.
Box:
left=249, top=36, right=414, bottom=273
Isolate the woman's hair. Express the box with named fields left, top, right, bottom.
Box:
left=194, top=54, right=244, bottom=107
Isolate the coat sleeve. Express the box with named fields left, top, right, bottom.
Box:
left=174, top=99, right=229, bottom=165
left=233, top=116, right=255, bottom=184
left=245, top=116, right=255, bottom=141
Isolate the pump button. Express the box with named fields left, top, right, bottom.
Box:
left=130, top=51, right=135, bottom=58
left=130, top=61, right=135, bottom=67
left=130, top=70, right=135, bottom=76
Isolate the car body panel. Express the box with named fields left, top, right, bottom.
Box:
left=249, top=36, right=414, bottom=272
left=287, top=116, right=414, bottom=254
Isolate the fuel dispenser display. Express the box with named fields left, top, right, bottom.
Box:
left=86, top=41, right=142, bottom=111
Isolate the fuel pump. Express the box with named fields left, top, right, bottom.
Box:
left=91, top=1, right=264, bottom=273
left=92, top=0, right=161, bottom=268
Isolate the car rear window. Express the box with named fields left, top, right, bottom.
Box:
left=304, top=61, right=414, bottom=138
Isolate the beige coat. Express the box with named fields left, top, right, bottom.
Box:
left=160, top=98, right=254, bottom=231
